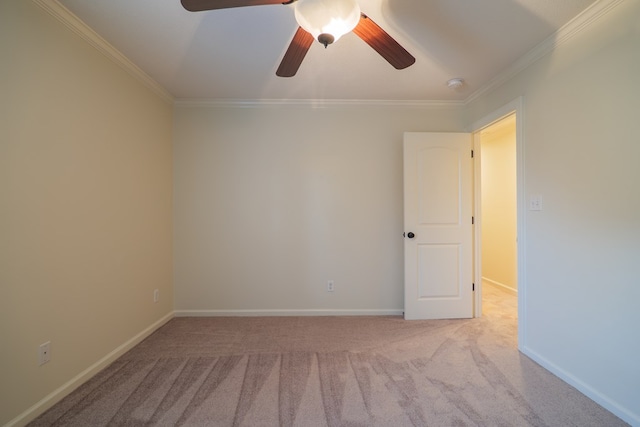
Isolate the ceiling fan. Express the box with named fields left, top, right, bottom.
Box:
left=181, top=0, right=415, bottom=77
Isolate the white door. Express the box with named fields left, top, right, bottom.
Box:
left=404, top=132, right=473, bottom=320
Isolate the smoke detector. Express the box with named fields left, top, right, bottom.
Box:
left=447, top=78, right=465, bottom=90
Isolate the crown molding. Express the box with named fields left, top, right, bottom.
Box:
left=174, top=98, right=464, bottom=109
left=464, top=0, right=624, bottom=105
left=32, top=0, right=622, bottom=108
left=32, top=0, right=174, bottom=104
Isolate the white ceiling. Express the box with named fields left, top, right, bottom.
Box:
left=56, top=0, right=598, bottom=101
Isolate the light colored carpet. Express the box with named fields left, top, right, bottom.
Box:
left=30, top=286, right=627, bottom=426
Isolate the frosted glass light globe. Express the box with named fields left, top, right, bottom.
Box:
left=295, top=0, right=361, bottom=46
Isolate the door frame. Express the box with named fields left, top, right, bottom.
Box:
left=469, top=97, right=525, bottom=350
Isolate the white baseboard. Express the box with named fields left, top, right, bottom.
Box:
left=6, top=311, right=174, bottom=427
left=521, top=345, right=639, bottom=427
left=482, top=277, right=518, bottom=295
left=174, top=309, right=404, bottom=317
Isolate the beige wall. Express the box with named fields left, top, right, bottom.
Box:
left=173, top=104, right=465, bottom=314
left=2, top=0, right=639, bottom=425
left=0, top=1, right=173, bottom=424
left=465, top=1, right=640, bottom=424
left=480, top=118, right=517, bottom=292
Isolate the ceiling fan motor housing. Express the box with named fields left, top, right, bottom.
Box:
left=318, top=33, right=335, bottom=47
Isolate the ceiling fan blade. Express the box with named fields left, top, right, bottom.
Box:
left=276, top=27, right=314, bottom=77
left=181, top=0, right=286, bottom=12
left=352, top=13, right=415, bottom=70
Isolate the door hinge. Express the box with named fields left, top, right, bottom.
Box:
left=472, top=283, right=475, bottom=291
left=472, top=216, right=475, bottom=225
left=471, top=150, right=474, bottom=158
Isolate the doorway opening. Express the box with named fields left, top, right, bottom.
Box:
left=477, top=114, right=518, bottom=321
left=472, top=97, right=524, bottom=348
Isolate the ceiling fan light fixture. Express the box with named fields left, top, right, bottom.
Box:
left=295, top=0, right=361, bottom=47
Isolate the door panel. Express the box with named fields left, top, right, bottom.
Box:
left=418, top=244, right=460, bottom=298
left=404, top=132, right=473, bottom=320
left=419, top=147, right=460, bottom=224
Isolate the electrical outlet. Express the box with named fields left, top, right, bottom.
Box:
left=327, top=280, right=334, bottom=292
left=39, top=341, right=51, bottom=366
left=153, top=289, right=159, bottom=303
left=529, top=195, right=543, bottom=211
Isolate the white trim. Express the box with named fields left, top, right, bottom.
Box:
left=464, top=0, right=623, bottom=105
left=174, top=309, right=403, bottom=317
left=469, top=97, right=522, bottom=132
left=472, top=131, right=482, bottom=318
left=173, top=98, right=464, bottom=109
left=5, top=312, right=174, bottom=427
left=482, top=277, right=518, bottom=295
left=521, top=346, right=640, bottom=427
left=32, top=0, right=173, bottom=104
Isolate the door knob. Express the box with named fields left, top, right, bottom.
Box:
left=407, top=232, right=415, bottom=239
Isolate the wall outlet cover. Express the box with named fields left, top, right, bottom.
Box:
left=39, top=341, right=51, bottom=365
